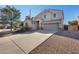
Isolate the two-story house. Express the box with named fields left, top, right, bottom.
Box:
left=29, top=9, right=64, bottom=31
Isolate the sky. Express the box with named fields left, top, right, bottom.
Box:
left=0, top=5, right=79, bottom=25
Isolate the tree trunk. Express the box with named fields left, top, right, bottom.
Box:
left=10, top=19, right=13, bottom=32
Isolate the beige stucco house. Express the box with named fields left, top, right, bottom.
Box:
left=26, top=9, right=64, bottom=31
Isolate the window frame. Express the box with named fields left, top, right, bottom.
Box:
left=44, top=15, right=47, bottom=19
left=53, top=13, right=56, bottom=18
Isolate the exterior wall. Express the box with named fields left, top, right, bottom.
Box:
left=26, top=20, right=33, bottom=28
left=34, top=9, right=63, bottom=21
left=31, top=21, right=37, bottom=30
left=68, top=25, right=78, bottom=31
left=33, top=9, right=64, bottom=30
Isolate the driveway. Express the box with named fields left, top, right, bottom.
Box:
left=0, top=30, right=56, bottom=54
left=30, top=31, right=79, bottom=54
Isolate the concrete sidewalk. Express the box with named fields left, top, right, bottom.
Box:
left=0, top=30, right=56, bottom=54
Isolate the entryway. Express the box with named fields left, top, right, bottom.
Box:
left=36, top=21, right=39, bottom=29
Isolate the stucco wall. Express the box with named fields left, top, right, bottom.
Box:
left=34, top=9, right=64, bottom=21
left=25, top=20, right=33, bottom=29
left=68, top=25, right=78, bottom=31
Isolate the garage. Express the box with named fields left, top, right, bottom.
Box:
left=43, top=23, right=59, bottom=31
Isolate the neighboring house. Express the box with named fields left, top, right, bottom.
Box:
left=29, top=9, right=64, bottom=31
left=77, top=16, right=79, bottom=25
left=24, top=16, right=33, bottom=29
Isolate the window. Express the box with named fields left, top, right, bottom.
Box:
left=53, top=13, right=56, bottom=18
left=44, top=15, right=46, bottom=19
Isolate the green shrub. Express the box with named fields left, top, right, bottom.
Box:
left=68, top=20, right=78, bottom=25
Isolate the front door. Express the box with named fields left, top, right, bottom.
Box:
left=36, top=21, right=39, bottom=29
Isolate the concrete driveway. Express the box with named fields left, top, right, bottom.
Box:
left=0, top=30, right=56, bottom=54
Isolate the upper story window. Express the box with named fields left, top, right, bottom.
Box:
left=44, top=15, right=46, bottom=19
left=53, top=13, right=56, bottom=18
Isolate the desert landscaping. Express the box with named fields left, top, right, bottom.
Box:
left=30, top=31, right=79, bottom=54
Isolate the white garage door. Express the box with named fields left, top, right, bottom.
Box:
left=43, top=23, right=59, bottom=31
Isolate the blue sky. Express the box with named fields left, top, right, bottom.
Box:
left=0, top=5, right=79, bottom=25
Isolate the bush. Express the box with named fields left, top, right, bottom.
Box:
left=13, top=22, right=21, bottom=32
left=68, top=20, right=78, bottom=25
left=0, top=24, right=4, bottom=29
left=13, top=21, right=27, bottom=32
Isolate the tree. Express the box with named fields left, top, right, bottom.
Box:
left=68, top=20, right=78, bottom=25
left=1, top=5, right=21, bottom=31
